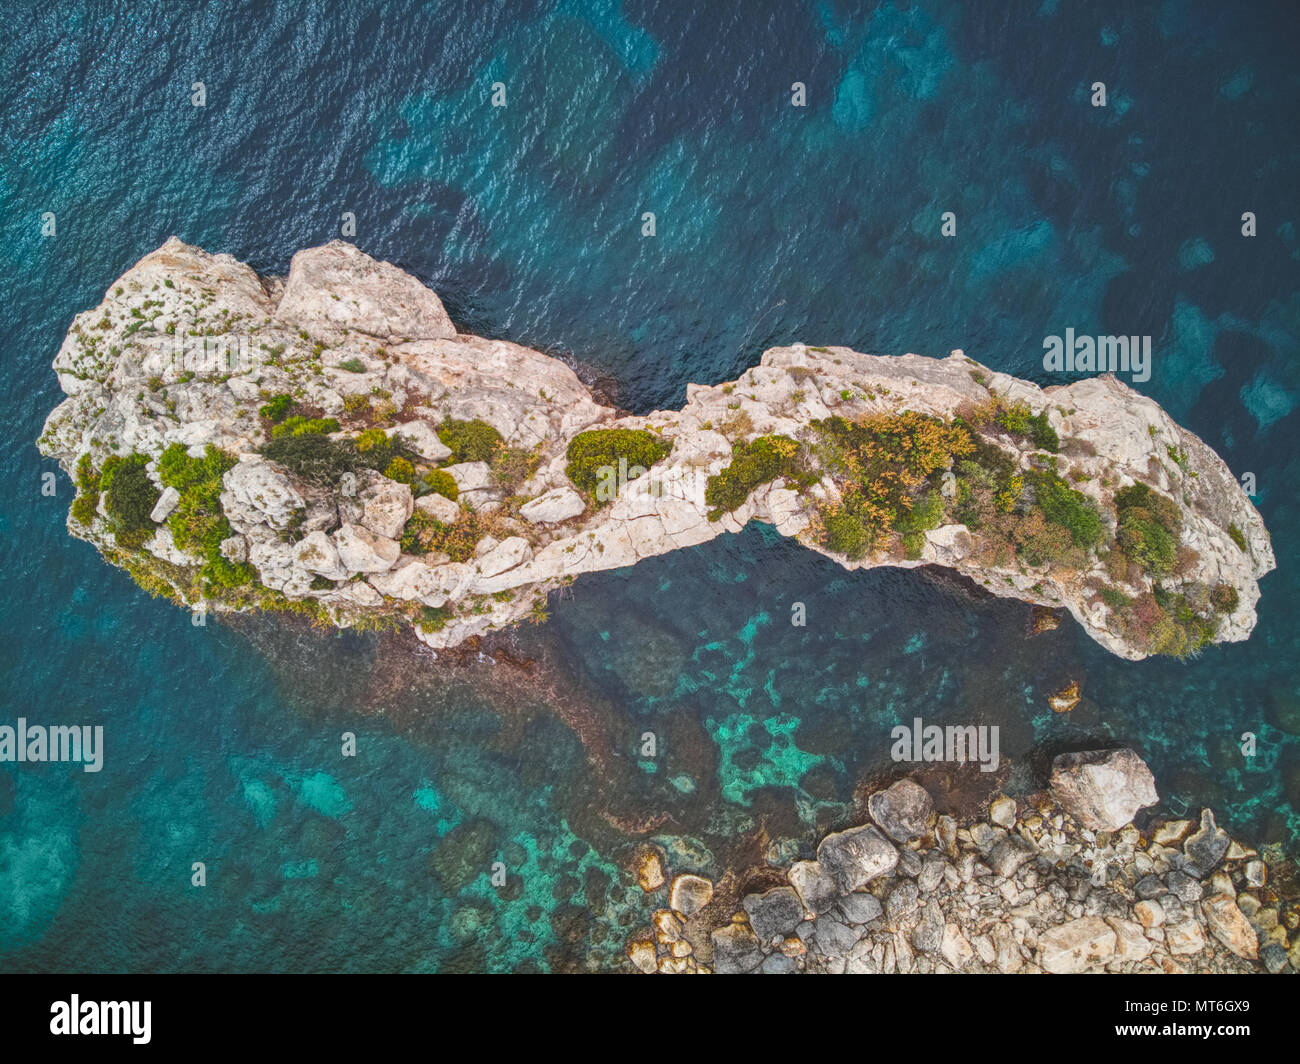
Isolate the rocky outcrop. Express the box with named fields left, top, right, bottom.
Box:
left=624, top=757, right=1297, bottom=975
left=39, top=239, right=1275, bottom=658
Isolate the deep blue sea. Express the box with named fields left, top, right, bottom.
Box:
left=2, top=0, right=1298, bottom=972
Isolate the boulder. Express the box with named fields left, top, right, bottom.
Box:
left=710, top=923, right=762, bottom=974
left=476, top=536, right=531, bottom=578
left=392, top=421, right=452, bottom=462
left=743, top=887, right=805, bottom=942
left=357, top=476, right=413, bottom=540
left=520, top=486, right=586, bottom=524
left=274, top=241, right=457, bottom=340
left=816, top=824, right=898, bottom=892
left=1202, top=894, right=1258, bottom=959
left=1037, top=916, right=1117, bottom=973
left=669, top=874, right=714, bottom=917
left=150, top=485, right=180, bottom=523
left=788, top=860, right=838, bottom=915
left=444, top=461, right=494, bottom=493
left=294, top=530, right=348, bottom=580
left=332, top=523, right=400, bottom=573
left=1183, top=808, right=1230, bottom=877
left=220, top=458, right=305, bottom=531
left=415, top=492, right=460, bottom=524
left=867, top=778, right=933, bottom=842
left=836, top=892, right=883, bottom=926
left=1048, top=748, right=1158, bottom=831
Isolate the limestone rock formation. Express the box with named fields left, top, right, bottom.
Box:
left=39, top=239, right=1275, bottom=659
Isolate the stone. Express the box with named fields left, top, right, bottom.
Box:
left=356, top=475, right=413, bottom=540
left=1202, top=894, right=1258, bottom=960
left=936, top=814, right=958, bottom=858
left=816, top=824, right=898, bottom=892
left=652, top=908, right=683, bottom=944
left=1048, top=680, right=1081, bottom=713
left=1244, top=860, right=1266, bottom=888
left=992, top=923, right=1023, bottom=973
left=415, top=491, right=461, bottom=524
left=911, top=900, right=944, bottom=953
left=669, top=874, right=713, bottom=917
left=1133, top=899, right=1165, bottom=928
left=475, top=536, right=531, bottom=578
left=917, top=853, right=947, bottom=894
left=443, top=461, right=494, bottom=493
left=294, top=529, right=348, bottom=580
left=836, top=892, right=883, bottom=926
left=710, top=923, right=762, bottom=974
left=1106, top=917, right=1154, bottom=962
left=332, top=523, right=400, bottom=573
left=221, top=458, right=305, bottom=531
left=218, top=534, right=248, bottom=563
left=627, top=938, right=657, bottom=974
left=1037, top=916, right=1117, bottom=973
left=989, top=796, right=1017, bottom=829
left=885, top=881, right=920, bottom=923
left=867, top=778, right=933, bottom=842
left=520, top=486, right=586, bottom=524
left=743, top=887, right=805, bottom=942
left=149, top=485, right=180, bottom=523
left=1166, top=869, right=1203, bottom=903
left=637, top=850, right=665, bottom=893
left=787, top=860, right=838, bottom=915
left=1259, top=942, right=1290, bottom=974
left=811, top=917, right=859, bottom=957
left=1048, top=748, right=1158, bottom=832
left=759, top=952, right=797, bottom=974
left=1183, top=808, right=1230, bottom=877
left=1153, top=819, right=1193, bottom=846
left=1135, top=874, right=1167, bottom=899
left=391, top=420, right=452, bottom=462
left=988, top=835, right=1035, bottom=879
left=1165, top=919, right=1206, bottom=956
left=940, top=923, right=975, bottom=970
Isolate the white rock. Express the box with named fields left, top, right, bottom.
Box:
left=415, top=492, right=461, bottom=524
left=444, top=461, right=494, bottom=493
left=294, top=530, right=347, bottom=580
left=150, top=485, right=181, bottom=523
left=476, top=537, right=531, bottom=578
left=520, top=486, right=585, bottom=524
left=333, top=523, right=400, bottom=573
left=391, top=420, right=452, bottom=462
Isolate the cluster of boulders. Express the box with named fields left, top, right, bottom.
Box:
left=40, top=239, right=1273, bottom=659
left=625, top=749, right=1297, bottom=974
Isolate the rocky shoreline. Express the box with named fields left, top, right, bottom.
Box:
left=625, top=750, right=1298, bottom=974
left=39, top=240, right=1273, bottom=661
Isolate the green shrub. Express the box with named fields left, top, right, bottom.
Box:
left=1113, top=482, right=1182, bottom=577
left=438, top=418, right=505, bottom=464
left=260, top=432, right=357, bottom=485
left=416, top=468, right=458, bottom=501
left=101, top=453, right=159, bottom=548
left=259, top=394, right=293, bottom=423
left=565, top=428, right=673, bottom=500
left=823, top=511, right=872, bottom=559
left=705, top=435, right=801, bottom=519
left=71, top=493, right=99, bottom=525
left=1029, top=469, right=1103, bottom=548
left=1227, top=523, right=1247, bottom=551
left=158, top=443, right=254, bottom=589
left=337, top=358, right=366, bottom=373
left=901, top=531, right=926, bottom=560
left=384, top=456, right=415, bottom=484
left=271, top=415, right=340, bottom=439
left=1028, top=412, right=1059, bottom=452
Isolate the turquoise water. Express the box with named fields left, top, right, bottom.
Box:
left=1, top=0, right=1298, bottom=971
